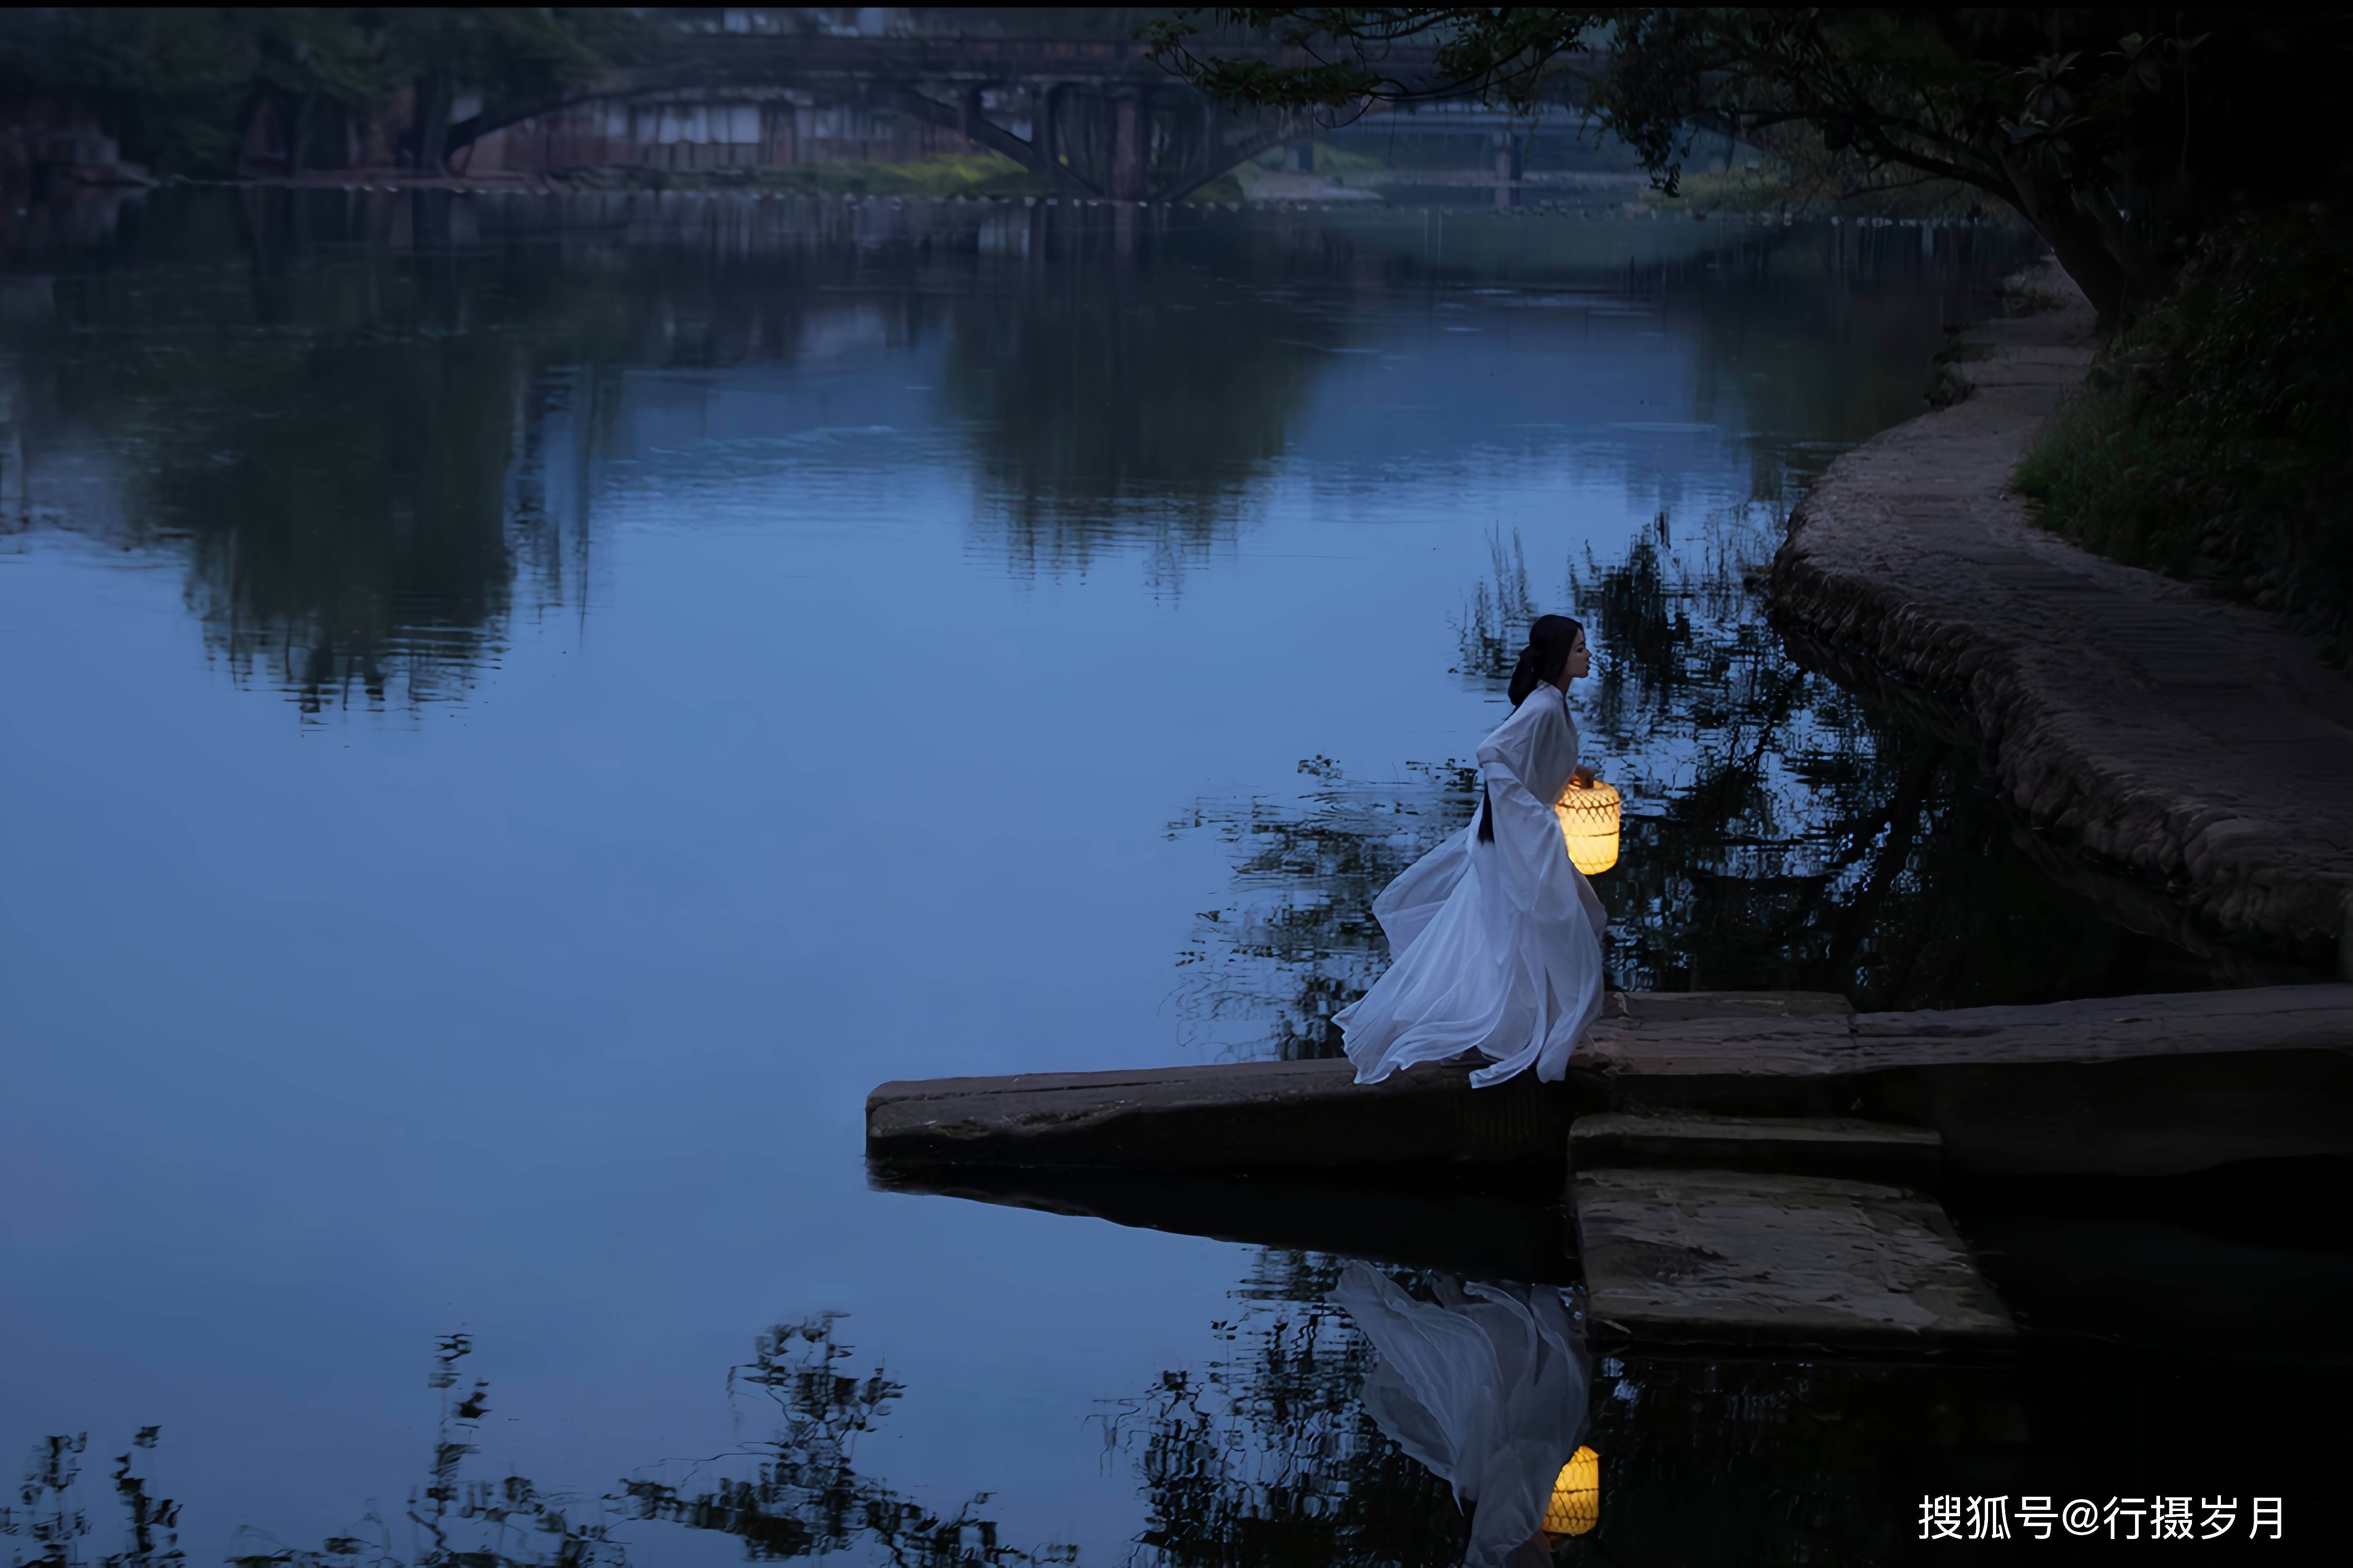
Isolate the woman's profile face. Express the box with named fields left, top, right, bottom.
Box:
left=1557, top=630, right=1591, bottom=687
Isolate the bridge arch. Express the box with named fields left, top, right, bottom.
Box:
left=444, top=34, right=1580, bottom=201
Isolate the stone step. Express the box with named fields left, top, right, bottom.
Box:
left=1572, top=1167, right=2017, bottom=1349
left=1569, top=1111, right=1942, bottom=1190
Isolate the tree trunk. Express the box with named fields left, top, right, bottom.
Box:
left=409, top=73, right=456, bottom=175
left=289, top=91, right=316, bottom=176
left=2077, top=183, right=2174, bottom=320
left=231, top=89, right=267, bottom=178
left=2038, top=210, right=2126, bottom=329
left=1996, top=149, right=2125, bottom=330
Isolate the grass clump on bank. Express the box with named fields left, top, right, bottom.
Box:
left=566, top=152, right=1245, bottom=203
left=2015, top=211, right=2353, bottom=664
left=739, top=153, right=1046, bottom=198
left=567, top=153, right=1050, bottom=198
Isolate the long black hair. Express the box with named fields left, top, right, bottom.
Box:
left=1506, top=614, right=1585, bottom=708
left=1481, top=614, right=1585, bottom=841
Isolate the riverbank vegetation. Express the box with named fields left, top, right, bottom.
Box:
left=2016, top=211, right=2353, bottom=662
left=0, top=8, right=644, bottom=178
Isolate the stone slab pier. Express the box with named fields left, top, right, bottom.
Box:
left=868, top=985, right=2353, bottom=1178
left=870, top=985, right=2352, bottom=1348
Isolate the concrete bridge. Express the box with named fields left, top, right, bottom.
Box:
left=444, top=33, right=1597, bottom=201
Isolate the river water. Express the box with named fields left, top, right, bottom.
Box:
left=3, top=190, right=2332, bottom=1565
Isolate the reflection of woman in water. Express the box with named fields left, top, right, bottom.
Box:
left=1334, top=1265, right=1591, bottom=1568
left=1336, top=615, right=1607, bottom=1088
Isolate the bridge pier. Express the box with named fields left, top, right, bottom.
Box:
left=1110, top=89, right=1146, bottom=202
left=1492, top=130, right=1525, bottom=185
left=1039, top=84, right=1083, bottom=197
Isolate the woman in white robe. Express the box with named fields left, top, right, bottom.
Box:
left=1335, top=615, right=1607, bottom=1088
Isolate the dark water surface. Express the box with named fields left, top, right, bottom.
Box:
left=5, top=191, right=2330, bottom=1566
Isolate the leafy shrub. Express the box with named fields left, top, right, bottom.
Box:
left=2016, top=209, right=2353, bottom=662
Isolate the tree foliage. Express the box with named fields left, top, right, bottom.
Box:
left=1149, top=8, right=2353, bottom=325
left=2016, top=209, right=2353, bottom=660
left=0, top=8, right=641, bottom=177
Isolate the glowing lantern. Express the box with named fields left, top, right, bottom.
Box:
left=1543, top=1445, right=1600, bottom=1536
left=1555, top=775, right=1621, bottom=874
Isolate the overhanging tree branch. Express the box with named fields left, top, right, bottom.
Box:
left=1153, top=7, right=2353, bottom=328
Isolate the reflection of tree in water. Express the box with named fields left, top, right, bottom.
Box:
left=24, top=193, right=600, bottom=719
left=619, top=1313, right=1062, bottom=1565
left=1174, top=497, right=2229, bottom=1052
left=10, top=1318, right=1058, bottom=1568
left=939, top=220, right=1332, bottom=590
left=11, top=191, right=964, bottom=713
left=945, top=214, right=1988, bottom=591
left=3, top=1429, right=184, bottom=1568
left=16, top=1259, right=1500, bottom=1568
left=4, top=1333, right=625, bottom=1568
left=629, top=1282, right=1458, bottom=1567
left=22, top=192, right=1375, bottom=697
left=40, top=192, right=984, bottom=718
left=1099, top=1250, right=1470, bottom=1568
left=1170, top=757, right=1477, bottom=1061
left=18, top=194, right=2028, bottom=702
left=172, top=338, right=536, bottom=716
left=30, top=1272, right=2321, bottom=1568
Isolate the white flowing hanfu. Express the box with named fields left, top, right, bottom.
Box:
left=1335, top=684, right=1607, bottom=1087
left=1332, top=1265, right=1592, bottom=1568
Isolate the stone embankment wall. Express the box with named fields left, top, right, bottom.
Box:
left=1768, top=263, right=2353, bottom=978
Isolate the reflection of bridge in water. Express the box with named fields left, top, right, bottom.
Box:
left=450, top=34, right=1599, bottom=202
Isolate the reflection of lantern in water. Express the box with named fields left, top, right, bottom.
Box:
left=1542, top=1445, right=1600, bottom=1536
left=1555, top=776, right=1621, bottom=874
